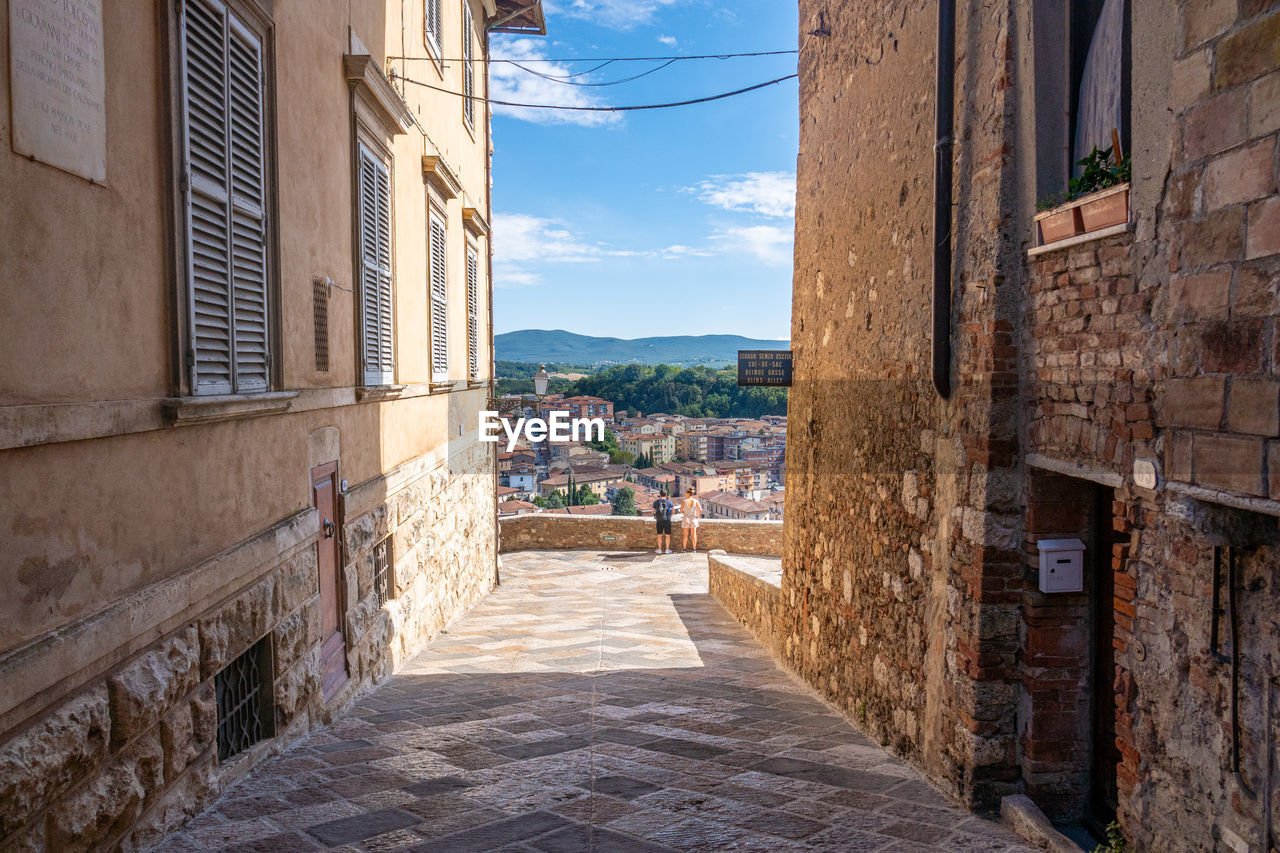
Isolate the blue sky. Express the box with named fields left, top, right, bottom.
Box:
left=489, top=0, right=798, bottom=341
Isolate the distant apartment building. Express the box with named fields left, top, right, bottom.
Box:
left=702, top=492, right=771, bottom=521
left=679, top=431, right=709, bottom=461
left=537, top=467, right=624, bottom=500
left=671, top=465, right=733, bottom=496
left=635, top=467, right=677, bottom=494
left=497, top=500, right=540, bottom=518
left=0, top=0, right=545, bottom=847
left=619, top=432, right=676, bottom=464
left=541, top=395, right=614, bottom=422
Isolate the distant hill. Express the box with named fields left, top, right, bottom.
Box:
left=496, top=330, right=790, bottom=367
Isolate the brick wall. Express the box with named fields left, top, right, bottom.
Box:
left=1027, top=234, right=1161, bottom=477
left=498, top=514, right=783, bottom=557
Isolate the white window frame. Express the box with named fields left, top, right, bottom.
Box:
left=466, top=241, right=480, bottom=380
left=462, top=0, right=475, bottom=129
left=425, top=0, right=443, bottom=56
left=429, top=209, right=449, bottom=382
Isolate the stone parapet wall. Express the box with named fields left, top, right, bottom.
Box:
left=499, top=514, right=783, bottom=557
left=0, top=448, right=495, bottom=851
left=707, top=553, right=784, bottom=659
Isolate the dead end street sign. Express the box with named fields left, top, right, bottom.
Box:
left=737, top=350, right=793, bottom=387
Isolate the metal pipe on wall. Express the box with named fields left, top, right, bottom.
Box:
left=932, top=0, right=956, bottom=399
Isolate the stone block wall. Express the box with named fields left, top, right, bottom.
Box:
left=498, top=514, right=783, bottom=557
left=784, top=0, right=1027, bottom=809
left=707, top=554, right=784, bottom=660
left=0, top=447, right=494, bottom=851
left=1160, top=3, right=1280, bottom=501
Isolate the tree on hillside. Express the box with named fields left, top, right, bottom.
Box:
left=577, top=485, right=600, bottom=506
left=544, top=492, right=566, bottom=510
left=610, top=449, right=635, bottom=466
left=612, top=487, right=638, bottom=516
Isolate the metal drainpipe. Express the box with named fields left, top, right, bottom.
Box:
left=483, top=21, right=500, bottom=587
left=932, top=0, right=956, bottom=400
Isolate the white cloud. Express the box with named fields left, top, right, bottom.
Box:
left=711, top=225, right=794, bottom=266
left=494, top=213, right=610, bottom=264
left=660, top=244, right=715, bottom=259
left=494, top=267, right=543, bottom=289
left=688, top=172, right=797, bottom=219
left=490, top=39, right=619, bottom=127
left=544, top=0, right=680, bottom=29
left=657, top=34, right=678, bottom=47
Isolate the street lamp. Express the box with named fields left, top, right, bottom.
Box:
left=533, top=365, right=550, bottom=397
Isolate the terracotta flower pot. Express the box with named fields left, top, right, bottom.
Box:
left=1036, top=206, right=1083, bottom=245
left=1079, top=183, right=1130, bottom=232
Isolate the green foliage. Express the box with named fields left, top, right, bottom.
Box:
left=563, top=364, right=787, bottom=420
left=576, top=484, right=600, bottom=506
left=610, top=450, right=635, bottom=466
left=612, top=486, right=638, bottom=516
left=1037, top=145, right=1132, bottom=211
left=495, top=361, right=599, bottom=379
left=1092, top=822, right=1128, bottom=853
left=587, top=429, right=619, bottom=456
left=543, top=492, right=566, bottom=510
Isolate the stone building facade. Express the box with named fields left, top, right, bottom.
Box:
left=0, top=1, right=544, bottom=848
left=785, top=0, right=1280, bottom=849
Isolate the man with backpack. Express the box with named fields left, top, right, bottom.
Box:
left=653, top=490, right=674, bottom=554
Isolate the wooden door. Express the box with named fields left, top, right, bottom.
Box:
left=312, top=462, right=347, bottom=699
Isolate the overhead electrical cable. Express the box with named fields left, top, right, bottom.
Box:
left=506, top=57, right=681, bottom=87
left=385, top=49, right=799, bottom=63
left=395, top=72, right=798, bottom=112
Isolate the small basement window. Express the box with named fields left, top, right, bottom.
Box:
left=215, top=637, right=274, bottom=761
left=373, top=537, right=393, bottom=605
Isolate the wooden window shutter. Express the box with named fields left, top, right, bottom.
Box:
left=180, top=0, right=269, bottom=396
left=359, top=144, right=394, bottom=386
left=466, top=245, right=479, bottom=380
left=426, top=0, right=442, bottom=52
left=430, top=214, right=448, bottom=381
left=462, top=2, right=475, bottom=128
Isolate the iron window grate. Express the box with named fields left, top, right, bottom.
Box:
left=215, top=637, right=274, bottom=761
left=312, top=277, right=330, bottom=372
left=373, top=537, right=393, bottom=605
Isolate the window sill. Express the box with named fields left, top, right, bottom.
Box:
left=430, top=380, right=461, bottom=395
left=1027, top=221, right=1133, bottom=257
left=355, top=385, right=406, bottom=402
left=163, top=391, right=298, bottom=427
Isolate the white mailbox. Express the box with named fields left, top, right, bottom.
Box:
left=1037, top=538, right=1085, bottom=593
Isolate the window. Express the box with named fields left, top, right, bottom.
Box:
left=179, top=0, right=271, bottom=395
left=466, top=243, right=479, bottom=380
left=1033, top=0, right=1130, bottom=197
left=462, top=1, right=475, bottom=129
left=373, top=537, right=393, bottom=605
left=430, top=212, right=449, bottom=381
left=358, top=143, right=395, bottom=386
left=215, top=636, right=274, bottom=761
left=425, top=0, right=442, bottom=54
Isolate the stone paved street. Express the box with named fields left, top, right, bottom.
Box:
left=159, top=551, right=1035, bottom=852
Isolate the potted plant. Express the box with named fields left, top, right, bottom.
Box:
left=1035, top=144, right=1131, bottom=246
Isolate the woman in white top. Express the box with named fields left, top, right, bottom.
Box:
left=680, top=487, right=703, bottom=552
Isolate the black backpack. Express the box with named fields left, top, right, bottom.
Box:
left=655, top=499, right=673, bottom=521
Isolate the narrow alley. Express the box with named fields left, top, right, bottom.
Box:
left=163, top=552, right=1033, bottom=852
